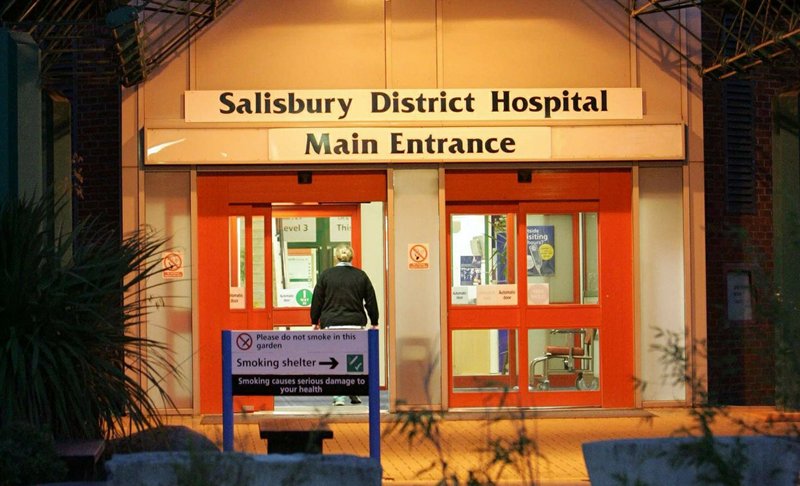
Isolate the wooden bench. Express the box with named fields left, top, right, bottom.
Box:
left=258, top=419, right=333, bottom=454
left=55, top=439, right=106, bottom=480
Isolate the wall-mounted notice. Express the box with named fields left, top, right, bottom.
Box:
left=161, top=250, right=184, bottom=279
left=727, top=271, right=753, bottom=322
left=408, top=243, right=430, bottom=270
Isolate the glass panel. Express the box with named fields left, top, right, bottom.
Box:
left=252, top=216, right=266, bottom=309
left=451, top=213, right=517, bottom=306
left=452, top=329, right=517, bottom=392
left=272, top=215, right=352, bottom=308
left=229, top=216, right=246, bottom=309
left=528, top=328, right=599, bottom=391
left=525, top=214, right=573, bottom=304
left=581, top=213, right=599, bottom=304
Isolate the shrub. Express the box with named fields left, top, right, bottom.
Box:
left=0, top=194, right=178, bottom=439
left=0, top=422, right=67, bottom=486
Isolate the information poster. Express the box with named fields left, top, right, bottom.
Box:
left=460, top=256, right=482, bottom=285
left=527, top=226, right=555, bottom=276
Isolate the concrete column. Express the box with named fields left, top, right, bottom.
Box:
left=0, top=28, right=43, bottom=199
left=392, top=169, right=443, bottom=407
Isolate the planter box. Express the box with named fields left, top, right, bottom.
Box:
left=106, top=451, right=381, bottom=486
left=583, top=436, right=800, bottom=486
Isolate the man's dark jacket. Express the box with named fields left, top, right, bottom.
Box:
left=310, top=264, right=379, bottom=328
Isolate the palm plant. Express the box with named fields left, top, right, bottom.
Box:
left=0, top=193, right=177, bottom=439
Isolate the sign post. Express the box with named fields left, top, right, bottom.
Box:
left=368, top=328, right=379, bottom=460
left=222, top=331, right=233, bottom=452
left=221, top=329, right=380, bottom=464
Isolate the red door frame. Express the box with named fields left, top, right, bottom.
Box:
left=271, top=205, right=362, bottom=326
left=447, top=204, right=521, bottom=402
left=516, top=201, right=601, bottom=408
left=445, top=170, right=633, bottom=409
left=197, top=171, right=386, bottom=414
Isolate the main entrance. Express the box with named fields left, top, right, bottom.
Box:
left=197, top=172, right=387, bottom=413
left=445, top=170, right=634, bottom=408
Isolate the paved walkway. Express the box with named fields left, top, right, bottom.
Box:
left=165, top=406, right=797, bottom=485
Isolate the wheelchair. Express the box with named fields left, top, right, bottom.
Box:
left=529, top=328, right=598, bottom=391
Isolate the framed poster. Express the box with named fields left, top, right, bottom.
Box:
left=527, top=226, right=555, bottom=276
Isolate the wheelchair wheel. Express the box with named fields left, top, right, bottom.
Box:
left=576, top=373, right=599, bottom=391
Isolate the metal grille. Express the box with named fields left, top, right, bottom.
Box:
left=723, top=79, right=756, bottom=214
left=615, top=0, right=800, bottom=80
left=1, top=0, right=238, bottom=88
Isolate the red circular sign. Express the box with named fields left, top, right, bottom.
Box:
left=409, top=244, right=428, bottom=262
left=163, top=252, right=183, bottom=271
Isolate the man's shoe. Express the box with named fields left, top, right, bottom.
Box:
left=350, top=396, right=362, bottom=405
left=333, top=396, right=346, bottom=406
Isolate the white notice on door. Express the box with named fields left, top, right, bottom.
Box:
left=230, top=287, right=245, bottom=309
left=281, top=218, right=316, bottom=242
left=329, top=217, right=351, bottom=241
left=451, top=287, right=471, bottom=305
left=476, top=284, right=517, bottom=306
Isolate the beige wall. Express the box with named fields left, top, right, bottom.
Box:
left=141, top=0, right=696, bottom=126
left=126, top=0, right=705, bottom=411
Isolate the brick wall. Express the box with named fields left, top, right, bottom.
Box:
left=73, top=81, right=120, bottom=234
left=703, top=14, right=800, bottom=404
left=68, top=23, right=121, bottom=238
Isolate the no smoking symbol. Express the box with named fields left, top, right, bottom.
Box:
left=410, top=245, right=428, bottom=262
left=163, top=252, right=182, bottom=271
left=236, top=333, right=253, bottom=351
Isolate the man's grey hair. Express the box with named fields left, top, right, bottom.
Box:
left=333, top=243, right=354, bottom=263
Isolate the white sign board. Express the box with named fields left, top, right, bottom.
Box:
left=186, top=88, right=643, bottom=123
left=330, top=216, right=352, bottom=241
left=451, top=286, right=473, bottom=305
left=286, top=255, right=313, bottom=288
left=280, top=217, right=317, bottom=242
left=229, top=287, right=245, bottom=309
left=231, top=330, right=368, bottom=396
left=269, top=127, right=551, bottom=162
left=476, top=284, right=517, bottom=305
left=145, top=124, right=685, bottom=165
left=277, top=288, right=313, bottom=308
